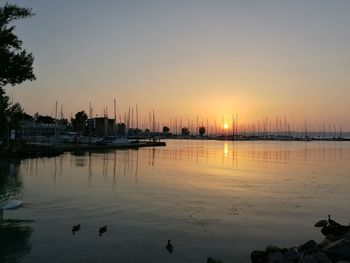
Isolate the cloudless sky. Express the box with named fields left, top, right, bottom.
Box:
left=4, top=0, right=350, bottom=130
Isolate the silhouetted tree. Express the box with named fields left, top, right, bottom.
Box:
left=0, top=4, right=35, bottom=87
left=7, top=102, right=30, bottom=131
left=71, top=111, right=88, bottom=135
left=116, top=123, right=126, bottom=136
left=33, top=113, right=54, bottom=124
left=58, top=118, right=69, bottom=128
left=199, top=126, right=206, bottom=136
left=0, top=89, right=30, bottom=140
left=0, top=4, right=35, bottom=140
left=181, top=127, right=190, bottom=136
left=162, top=126, right=170, bottom=133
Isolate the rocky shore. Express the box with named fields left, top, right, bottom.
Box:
left=251, top=216, right=350, bottom=263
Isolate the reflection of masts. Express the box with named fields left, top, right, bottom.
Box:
left=123, top=151, right=127, bottom=176
left=59, top=155, right=63, bottom=177
left=88, top=152, right=92, bottom=184
left=113, top=151, right=117, bottom=185
left=148, top=148, right=151, bottom=166
left=103, top=152, right=108, bottom=178
left=134, top=150, right=139, bottom=183
left=130, top=150, right=133, bottom=175
left=53, top=157, right=57, bottom=184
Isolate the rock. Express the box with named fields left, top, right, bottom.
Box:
left=207, top=257, right=223, bottom=263
left=323, top=238, right=350, bottom=260
left=343, top=231, right=350, bottom=240
left=251, top=250, right=268, bottom=263
left=314, top=252, right=332, bottom=263
left=319, top=238, right=333, bottom=248
left=265, top=245, right=281, bottom=253
left=299, top=240, right=317, bottom=253
left=266, top=252, right=283, bottom=263
left=299, top=254, right=314, bottom=263
left=321, top=225, right=350, bottom=239
left=298, top=252, right=332, bottom=263
left=283, top=249, right=298, bottom=263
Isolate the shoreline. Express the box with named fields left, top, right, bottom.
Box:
left=0, top=141, right=166, bottom=159
left=0, top=136, right=349, bottom=160
left=251, top=226, right=350, bottom=262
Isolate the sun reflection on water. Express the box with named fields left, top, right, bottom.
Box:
left=223, top=142, right=229, bottom=157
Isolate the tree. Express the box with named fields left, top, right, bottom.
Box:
left=71, top=111, right=88, bottom=135
left=0, top=4, right=35, bottom=140
left=34, top=113, right=55, bottom=124
left=0, top=88, right=30, bottom=140
left=116, top=123, right=126, bottom=136
left=181, top=127, right=190, bottom=136
left=0, top=4, right=35, bottom=87
left=162, top=126, right=170, bottom=133
left=199, top=126, right=206, bottom=136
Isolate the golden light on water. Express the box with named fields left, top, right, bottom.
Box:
left=223, top=142, right=229, bottom=157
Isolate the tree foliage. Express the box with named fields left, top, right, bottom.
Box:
left=0, top=3, right=35, bottom=87
left=199, top=126, right=206, bottom=136
left=71, top=111, right=88, bottom=134
left=0, top=3, right=35, bottom=140
left=0, top=88, right=29, bottom=138
left=181, top=127, right=190, bottom=136
left=33, top=113, right=54, bottom=124
left=116, top=123, right=126, bottom=136
left=162, top=126, right=170, bottom=133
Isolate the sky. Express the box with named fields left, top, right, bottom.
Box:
left=4, top=0, right=350, bottom=130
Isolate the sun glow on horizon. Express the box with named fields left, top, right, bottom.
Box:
left=223, top=123, right=229, bottom=129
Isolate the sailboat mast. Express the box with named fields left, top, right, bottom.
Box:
left=136, top=104, right=138, bottom=129
left=114, top=99, right=117, bottom=136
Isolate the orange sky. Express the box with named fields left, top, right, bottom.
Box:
left=7, top=1, right=350, bottom=130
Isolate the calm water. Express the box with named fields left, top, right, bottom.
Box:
left=1, top=140, right=350, bottom=262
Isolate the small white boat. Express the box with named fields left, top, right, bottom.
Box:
left=110, top=138, right=131, bottom=145
left=2, top=200, right=23, bottom=210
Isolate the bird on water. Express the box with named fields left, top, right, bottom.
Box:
left=166, top=240, right=173, bottom=253
left=318, top=215, right=350, bottom=237
left=72, top=224, right=81, bottom=235
left=99, top=225, right=107, bottom=236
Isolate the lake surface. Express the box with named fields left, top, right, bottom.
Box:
left=1, top=140, right=350, bottom=262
